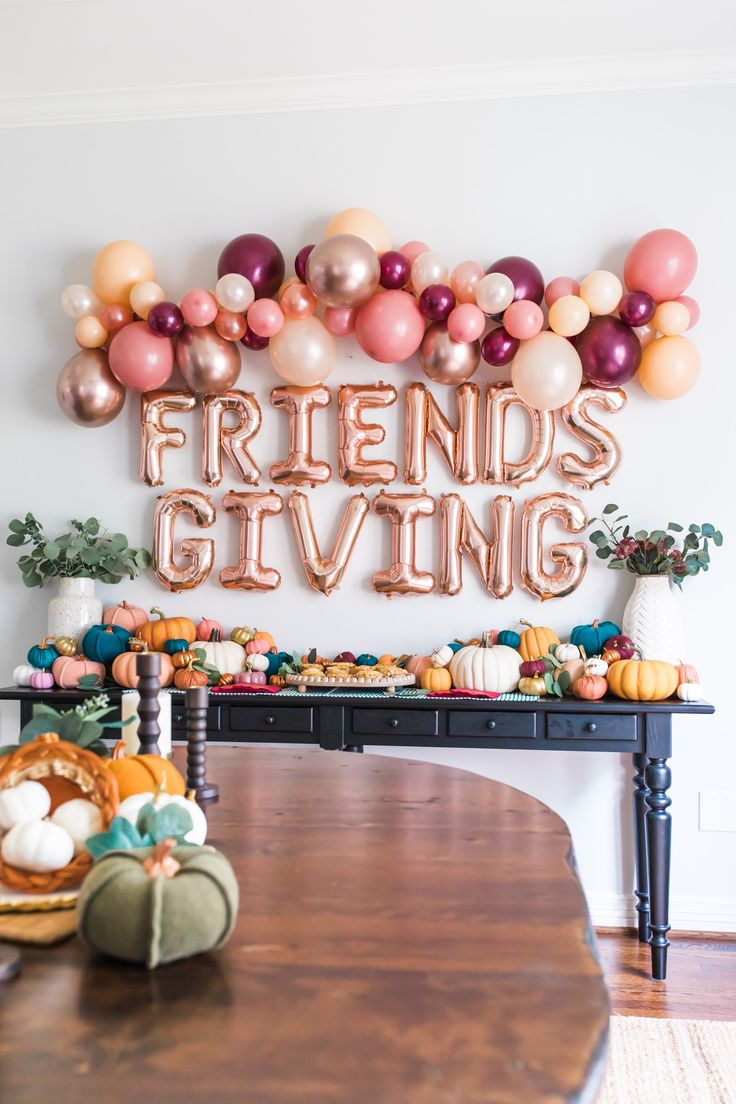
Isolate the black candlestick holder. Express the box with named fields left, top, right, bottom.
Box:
left=135, top=652, right=162, bottom=755
left=185, top=686, right=219, bottom=804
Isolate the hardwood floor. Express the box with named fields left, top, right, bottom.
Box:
left=597, top=928, right=736, bottom=1021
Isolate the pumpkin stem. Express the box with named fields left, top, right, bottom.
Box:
left=592, top=619, right=599, bottom=628
left=519, top=619, right=535, bottom=629
left=209, top=628, right=222, bottom=642
left=143, top=838, right=181, bottom=879
left=41, top=636, right=55, bottom=648
left=150, top=607, right=165, bottom=621
left=480, top=631, right=492, bottom=648
left=112, top=740, right=127, bottom=760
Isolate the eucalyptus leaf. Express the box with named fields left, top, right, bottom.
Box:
left=602, top=504, right=619, bottom=514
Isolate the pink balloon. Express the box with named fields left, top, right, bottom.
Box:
left=108, top=321, right=173, bottom=391
left=323, top=306, right=356, bottom=336
left=450, top=260, right=484, bottom=304
left=400, top=241, right=431, bottom=268
left=180, top=288, right=218, bottom=327
left=675, top=295, right=700, bottom=330
left=355, top=290, right=426, bottom=364
left=447, top=303, right=485, bottom=343
left=545, top=276, right=580, bottom=307
left=247, top=298, right=284, bottom=338
left=503, top=299, right=544, bottom=340
left=623, top=228, right=697, bottom=302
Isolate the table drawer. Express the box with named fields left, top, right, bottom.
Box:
left=547, top=712, right=638, bottom=743
left=352, top=708, right=439, bottom=738
left=172, top=705, right=221, bottom=731
left=448, top=711, right=537, bottom=739
left=229, top=706, right=314, bottom=735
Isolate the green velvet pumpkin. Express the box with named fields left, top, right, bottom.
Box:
left=82, top=623, right=130, bottom=664
left=77, top=844, right=239, bottom=969
left=569, top=618, right=621, bottom=657
left=497, top=630, right=521, bottom=649
left=163, top=638, right=190, bottom=655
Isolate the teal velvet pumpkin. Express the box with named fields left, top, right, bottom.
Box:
left=26, top=638, right=59, bottom=670
left=448, top=642, right=463, bottom=654
left=356, top=654, right=377, bottom=667
left=570, top=618, right=621, bottom=657
left=163, top=638, right=190, bottom=655
left=265, top=651, right=290, bottom=677
left=82, top=623, right=130, bottom=664
left=497, top=630, right=521, bottom=649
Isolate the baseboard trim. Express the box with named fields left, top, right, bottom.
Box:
left=587, top=893, right=736, bottom=934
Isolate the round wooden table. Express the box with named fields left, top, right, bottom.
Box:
left=0, top=748, right=608, bottom=1103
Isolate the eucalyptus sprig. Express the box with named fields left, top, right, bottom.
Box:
left=589, top=505, right=722, bottom=587
left=7, top=514, right=151, bottom=588
left=0, top=693, right=133, bottom=758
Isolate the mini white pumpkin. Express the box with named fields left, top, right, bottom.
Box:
left=246, top=652, right=270, bottom=673
left=449, top=641, right=521, bottom=694
left=198, top=637, right=246, bottom=674
left=677, top=681, right=703, bottom=702
left=554, top=642, right=581, bottom=663
left=117, top=791, right=207, bottom=845
left=13, top=664, right=40, bottom=688
left=1, top=819, right=75, bottom=872
left=431, top=645, right=455, bottom=669
left=50, top=799, right=103, bottom=854
left=0, top=780, right=51, bottom=830
left=583, top=657, right=609, bottom=678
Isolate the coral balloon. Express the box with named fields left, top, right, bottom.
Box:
left=180, top=288, right=217, bottom=327
left=75, top=316, right=108, bottom=349
left=624, top=228, right=698, bottom=302
left=215, top=273, right=255, bottom=313
left=280, top=282, right=317, bottom=320
left=574, top=315, right=641, bottom=388
left=548, top=295, right=590, bottom=338
left=323, top=306, right=356, bottom=336
left=269, top=316, right=336, bottom=386
left=130, top=280, right=165, bottom=320
left=420, top=323, right=480, bottom=385
left=451, top=260, right=484, bottom=304
left=638, top=335, right=700, bottom=399
left=475, top=272, right=514, bottom=316
left=325, top=208, right=391, bottom=255
left=92, top=241, right=156, bottom=307
left=379, top=251, right=410, bottom=290
left=619, top=291, right=656, bottom=328
left=175, top=325, right=242, bottom=394
left=109, top=321, right=174, bottom=391
left=400, top=241, right=430, bottom=268
left=411, top=251, right=448, bottom=295
left=247, top=298, right=284, bottom=338
left=545, top=277, right=580, bottom=307
left=675, top=295, right=700, bottom=329
left=147, top=301, right=183, bottom=337
left=217, top=234, right=285, bottom=300
left=503, top=299, right=543, bottom=340
left=306, top=234, right=379, bottom=309
left=487, top=256, right=544, bottom=305
left=653, top=300, right=689, bottom=336
left=62, top=284, right=101, bottom=320
left=57, top=349, right=125, bottom=428
left=447, top=303, right=485, bottom=343
left=419, top=284, right=455, bottom=322
left=215, top=309, right=247, bottom=341
left=481, top=326, right=518, bottom=367
left=100, top=303, right=133, bottom=335
left=355, top=290, right=425, bottom=364
left=294, top=245, right=314, bottom=283
left=579, top=270, right=622, bottom=316
left=511, top=331, right=583, bottom=412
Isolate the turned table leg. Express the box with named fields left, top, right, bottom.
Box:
left=645, top=756, right=672, bottom=981
left=632, top=753, right=651, bottom=943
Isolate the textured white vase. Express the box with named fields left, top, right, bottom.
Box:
left=47, top=577, right=102, bottom=642
left=622, top=575, right=684, bottom=666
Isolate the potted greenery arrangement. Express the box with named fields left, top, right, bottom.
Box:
left=589, top=506, right=722, bottom=663
left=7, top=514, right=151, bottom=641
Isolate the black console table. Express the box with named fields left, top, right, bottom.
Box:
left=0, top=684, right=714, bottom=981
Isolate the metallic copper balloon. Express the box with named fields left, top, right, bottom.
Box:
left=557, top=386, right=626, bottom=490
left=152, top=489, right=216, bottom=592
left=175, top=325, right=242, bottom=395
left=420, top=322, right=480, bottom=385
left=404, top=382, right=479, bottom=484
left=287, top=491, right=370, bottom=596
left=219, top=491, right=283, bottom=591
left=482, top=384, right=555, bottom=487
left=201, top=390, right=261, bottom=487
left=338, top=383, right=397, bottom=486
left=269, top=386, right=332, bottom=485
left=439, top=493, right=514, bottom=598
left=520, top=492, right=588, bottom=601
left=57, top=349, right=125, bottom=428
left=305, top=234, right=380, bottom=309
left=139, top=390, right=197, bottom=487
left=371, top=492, right=436, bottom=597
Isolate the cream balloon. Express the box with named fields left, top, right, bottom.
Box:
left=91, top=240, right=156, bottom=306
left=638, top=335, right=700, bottom=399
left=653, top=300, right=689, bottom=337
left=475, top=272, right=514, bottom=315
left=269, top=316, right=336, bottom=386
left=325, top=207, right=391, bottom=255
left=548, top=294, right=590, bottom=337
left=411, top=250, right=448, bottom=295
left=215, top=273, right=255, bottom=313
left=75, top=316, right=108, bottom=349
left=511, top=331, right=583, bottom=412
left=61, top=284, right=101, bottom=321
left=579, top=270, right=622, bottom=316
left=305, top=234, right=380, bottom=309
left=130, top=280, right=166, bottom=320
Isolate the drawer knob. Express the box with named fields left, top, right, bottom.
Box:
left=389, top=718, right=399, bottom=728
left=585, top=722, right=597, bottom=733
left=264, top=715, right=275, bottom=726
left=486, top=720, right=496, bottom=730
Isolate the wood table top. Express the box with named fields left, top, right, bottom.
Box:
left=0, top=747, right=608, bottom=1104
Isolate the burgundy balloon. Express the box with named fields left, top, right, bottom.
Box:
left=379, top=250, right=411, bottom=290
left=481, top=326, right=519, bottom=367
left=574, top=315, right=642, bottom=388
left=217, top=233, right=285, bottom=299
left=240, top=328, right=270, bottom=351
left=294, top=244, right=315, bottom=283
left=147, top=300, right=184, bottom=337
left=419, top=283, right=456, bottom=322
left=486, top=255, right=545, bottom=305
left=619, top=290, right=656, bottom=328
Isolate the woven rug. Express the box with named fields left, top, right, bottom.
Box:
left=599, top=1017, right=736, bottom=1103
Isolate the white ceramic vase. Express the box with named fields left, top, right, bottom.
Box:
left=47, top=577, right=102, bottom=642
left=622, top=575, right=684, bottom=666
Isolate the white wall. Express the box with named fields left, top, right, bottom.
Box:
left=1, top=61, right=734, bottom=928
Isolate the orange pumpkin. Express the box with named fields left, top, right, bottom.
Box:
left=676, top=663, right=699, bottom=686
left=573, top=673, right=608, bottom=700
left=253, top=630, right=276, bottom=652
left=172, top=649, right=198, bottom=669
left=377, top=654, right=396, bottom=665
left=518, top=620, right=560, bottom=662
left=105, top=741, right=185, bottom=801
left=138, top=607, right=196, bottom=652
left=51, top=654, right=105, bottom=689
left=174, top=664, right=209, bottom=690
left=420, top=667, right=452, bottom=692
left=607, top=659, right=678, bottom=702
left=102, top=600, right=148, bottom=634
left=111, top=650, right=174, bottom=689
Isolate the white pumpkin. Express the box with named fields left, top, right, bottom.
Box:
left=197, top=638, right=246, bottom=674
left=1, top=819, right=75, bottom=872
left=555, top=642, right=580, bottom=663
left=677, top=681, right=703, bottom=702
left=0, top=780, right=51, bottom=830
left=449, top=643, right=521, bottom=693
left=431, top=645, right=455, bottom=669
left=583, top=657, right=609, bottom=678
left=51, top=798, right=103, bottom=854
left=246, top=652, right=270, bottom=672
left=13, top=664, right=40, bottom=688
left=117, top=791, right=207, bottom=845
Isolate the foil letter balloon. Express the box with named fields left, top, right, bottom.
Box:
left=287, top=491, right=370, bottom=596
left=219, top=491, right=284, bottom=591
left=404, top=383, right=479, bottom=485
left=520, top=493, right=588, bottom=600
left=338, top=384, right=398, bottom=486
left=439, top=494, right=514, bottom=598
left=482, top=385, right=555, bottom=486
left=153, top=489, right=216, bottom=592
left=139, top=391, right=197, bottom=488
left=269, top=386, right=332, bottom=485
left=557, top=386, right=626, bottom=490
left=201, top=390, right=262, bottom=488
left=371, top=492, right=436, bottom=597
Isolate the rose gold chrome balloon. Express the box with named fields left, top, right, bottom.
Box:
left=439, top=494, right=514, bottom=598
left=557, top=386, right=626, bottom=490
left=175, top=325, right=242, bottom=394
left=371, top=492, right=436, bottom=597
left=57, top=349, right=125, bottom=428
left=482, top=384, right=555, bottom=487
left=520, top=492, right=588, bottom=601
left=287, top=491, right=370, bottom=596
left=306, top=233, right=380, bottom=309
left=420, top=322, right=480, bottom=385
left=201, top=390, right=262, bottom=487
left=139, top=390, right=197, bottom=487
left=152, top=489, right=216, bottom=592
left=338, top=384, right=397, bottom=486
left=269, top=386, right=332, bottom=485
left=219, top=491, right=283, bottom=591
left=404, top=382, right=479, bottom=485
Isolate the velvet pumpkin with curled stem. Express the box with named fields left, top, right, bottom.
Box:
left=82, top=624, right=130, bottom=664
left=138, top=608, right=197, bottom=652
left=26, top=637, right=59, bottom=671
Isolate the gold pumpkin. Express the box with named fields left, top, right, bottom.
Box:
left=138, top=607, right=196, bottom=652
left=420, top=667, right=453, bottom=692
left=519, top=620, right=560, bottom=662
left=607, top=659, right=678, bottom=702
left=54, top=636, right=78, bottom=657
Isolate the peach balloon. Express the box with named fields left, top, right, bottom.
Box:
left=580, top=270, right=622, bottom=316
left=323, top=306, right=356, bottom=336
left=503, top=299, right=544, bottom=340
left=411, top=250, right=448, bottom=295
left=624, top=228, right=697, bottom=302
left=109, top=320, right=174, bottom=391
left=215, top=309, right=247, bottom=341
left=91, top=240, right=156, bottom=306
left=281, top=282, right=317, bottom=319
left=675, top=295, right=700, bottom=329
left=355, top=290, right=426, bottom=364
left=247, top=298, right=284, bottom=338
left=511, top=331, right=583, bottom=412
left=180, top=288, right=218, bottom=327
left=130, top=280, right=166, bottom=320
left=269, top=316, right=336, bottom=386
left=653, top=300, right=689, bottom=337
left=400, top=241, right=430, bottom=267
left=548, top=294, right=590, bottom=337
left=545, top=276, right=580, bottom=307
left=75, top=315, right=108, bottom=349
left=638, top=335, right=700, bottom=399
left=450, top=260, right=484, bottom=304
left=447, top=303, right=485, bottom=343
left=325, top=208, right=391, bottom=255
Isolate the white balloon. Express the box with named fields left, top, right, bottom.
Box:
left=511, top=331, right=583, bottom=412
left=411, top=250, right=448, bottom=294
left=475, top=272, right=514, bottom=315
left=216, top=273, right=255, bottom=313
left=61, top=284, right=101, bottom=321
left=269, top=316, right=336, bottom=386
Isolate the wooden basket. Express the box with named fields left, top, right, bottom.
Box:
left=0, top=733, right=119, bottom=894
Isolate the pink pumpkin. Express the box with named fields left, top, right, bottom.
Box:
left=676, top=663, right=699, bottom=686
left=405, top=654, right=433, bottom=678
left=102, top=600, right=148, bottom=634
left=234, top=670, right=267, bottom=685
left=51, top=654, right=105, bottom=689
left=556, top=658, right=585, bottom=691
left=197, top=617, right=223, bottom=642
left=245, top=638, right=270, bottom=656
left=29, top=670, right=54, bottom=690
